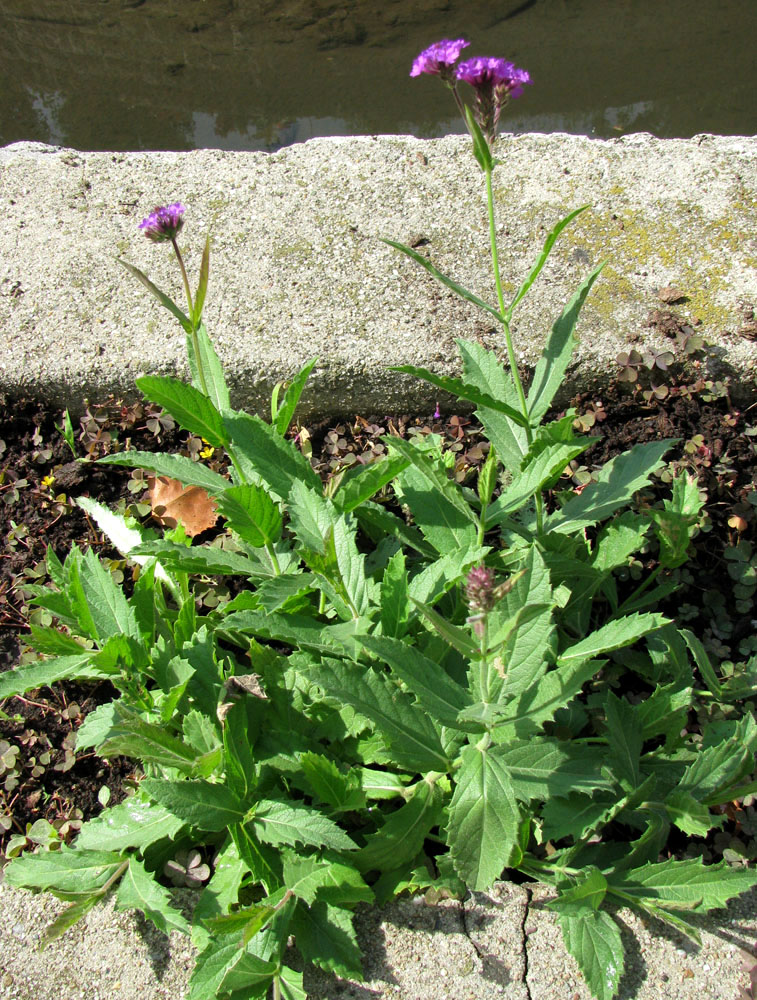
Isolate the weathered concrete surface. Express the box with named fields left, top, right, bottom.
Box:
left=1, top=134, right=756, bottom=418
left=2, top=879, right=756, bottom=1000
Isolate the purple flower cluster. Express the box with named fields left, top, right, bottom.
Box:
left=456, top=57, right=532, bottom=99
left=139, top=202, right=186, bottom=243
left=410, top=39, right=532, bottom=146
left=410, top=38, right=470, bottom=82
left=465, top=565, right=497, bottom=614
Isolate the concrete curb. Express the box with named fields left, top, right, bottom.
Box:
left=1, top=134, right=756, bottom=417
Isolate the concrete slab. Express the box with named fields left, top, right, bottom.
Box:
left=1, top=134, right=756, bottom=418
left=1, top=879, right=755, bottom=999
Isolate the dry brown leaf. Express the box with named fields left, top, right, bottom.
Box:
left=147, top=475, right=218, bottom=536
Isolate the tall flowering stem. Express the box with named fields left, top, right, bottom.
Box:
left=138, top=203, right=209, bottom=397
left=410, top=42, right=542, bottom=530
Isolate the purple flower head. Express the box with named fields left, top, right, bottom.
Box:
left=410, top=38, right=470, bottom=83
left=455, top=57, right=532, bottom=145
left=139, top=202, right=186, bottom=243
left=456, top=57, right=532, bottom=97
left=465, top=565, right=497, bottom=614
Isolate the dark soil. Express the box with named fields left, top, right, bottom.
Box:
left=1, top=380, right=756, bottom=858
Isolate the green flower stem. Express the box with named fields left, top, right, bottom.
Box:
left=485, top=165, right=544, bottom=534
left=172, top=237, right=210, bottom=397
left=478, top=616, right=491, bottom=703
left=265, top=541, right=282, bottom=577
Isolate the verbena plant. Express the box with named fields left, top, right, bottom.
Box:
left=3, top=39, right=757, bottom=1000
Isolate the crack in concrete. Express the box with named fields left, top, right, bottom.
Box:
left=521, top=885, right=533, bottom=1000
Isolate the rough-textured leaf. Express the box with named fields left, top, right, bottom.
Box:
left=223, top=410, right=321, bottom=501
left=4, top=845, right=126, bottom=894
left=118, top=258, right=191, bottom=332
left=252, top=799, right=356, bottom=851
left=217, top=483, right=282, bottom=548
left=486, top=440, right=592, bottom=523
left=309, top=656, right=448, bottom=774
left=73, top=547, right=140, bottom=642
left=273, top=358, right=317, bottom=435
left=664, top=791, right=716, bottom=836
left=291, top=901, right=363, bottom=980
left=136, top=375, right=228, bottom=447
left=604, top=692, right=643, bottom=789
left=98, top=707, right=200, bottom=773
left=380, top=548, right=410, bottom=639
left=610, top=857, right=757, bottom=911
left=39, top=893, right=102, bottom=947
left=357, top=634, right=473, bottom=730
left=283, top=854, right=373, bottom=906
left=548, top=867, right=607, bottom=914
left=131, top=540, right=265, bottom=578
left=299, top=753, right=366, bottom=812
left=382, top=238, right=501, bottom=321
left=392, top=366, right=529, bottom=427
left=547, top=440, right=675, bottom=533
left=99, top=450, right=230, bottom=494
left=676, top=713, right=757, bottom=803
left=559, top=908, right=624, bottom=1000
left=355, top=779, right=444, bottom=873
left=558, top=613, right=670, bottom=664
left=141, top=779, right=246, bottom=832
left=77, top=792, right=184, bottom=851
left=116, top=857, right=191, bottom=935
left=508, top=206, right=591, bottom=322
left=447, top=744, right=520, bottom=890
left=76, top=496, right=172, bottom=584
left=332, top=454, right=409, bottom=513
left=527, top=259, right=605, bottom=420
left=188, top=937, right=253, bottom=1000
left=497, top=739, right=613, bottom=801
left=277, top=965, right=308, bottom=1000
left=188, top=318, right=231, bottom=412
left=0, top=653, right=98, bottom=700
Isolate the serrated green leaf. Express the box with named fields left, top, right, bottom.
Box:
left=559, top=908, right=624, bottom=1000
left=220, top=950, right=278, bottom=994
left=677, top=713, right=757, bottom=804
left=458, top=339, right=527, bottom=473
left=97, top=706, right=200, bottom=773
left=252, top=798, right=356, bottom=851
left=332, top=454, right=409, bottom=513
left=357, top=634, right=474, bottom=730
left=604, top=692, right=643, bottom=789
left=392, top=366, right=530, bottom=428
left=187, top=319, right=231, bottom=412
left=609, top=857, right=757, bottom=911
left=407, top=543, right=489, bottom=606
left=40, top=894, right=102, bottom=947
left=547, top=439, right=675, bottom=533
left=4, top=845, right=126, bottom=894
left=497, top=739, right=613, bottom=801
left=72, top=547, right=140, bottom=642
left=309, top=656, right=448, bottom=774
left=136, top=375, right=228, bottom=447
left=486, top=440, right=593, bottom=524
left=526, top=259, right=605, bottom=420
left=188, top=936, right=253, bottom=1000
left=447, top=744, right=520, bottom=890
left=192, top=839, right=246, bottom=951
left=665, top=790, right=716, bottom=837
left=273, top=358, right=317, bottom=436
left=380, top=548, right=410, bottom=639
left=141, top=779, right=245, bottom=832
left=679, top=628, right=722, bottom=698
left=220, top=610, right=350, bottom=656
left=493, top=658, right=603, bottom=738
left=411, top=597, right=479, bottom=659
left=0, top=653, right=98, bottom=699
left=299, top=753, right=366, bottom=812
left=591, top=512, right=650, bottom=572
left=77, top=792, right=184, bottom=851
left=277, top=965, right=308, bottom=1000
left=508, top=206, right=591, bottom=323
left=118, top=258, right=192, bottom=332
left=116, top=857, right=191, bottom=935
left=558, top=612, right=670, bottom=664
left=291, top=901, right=363, bottom=979
left=283, top=854, right=373, bottom=906
left=216, top=483, right=282, bottom=548
left=131, top=540, right=265, bottom=578
left=382, top=238, right=501, bottom=321
left=355, top=778, right=443, bottom=873
left=99, top=450, right=230, bottom=493
left=223, top=410, right=321, bottom=501
left=548, top=867, right=607, bottom=914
